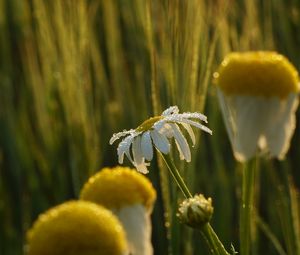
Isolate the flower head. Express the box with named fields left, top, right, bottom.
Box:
left=214, top=51, right=299, bottom=162
left=80, top=167, right=156, bottom=211
left=214, top=51, right=299, bottom=98
left=80, top=167, right=157, bottom=255
left=26, top=201, right=128, bottom=255
left=110, top=106, right=212, bottom=173
left=177, top=194, right=214, bottom=229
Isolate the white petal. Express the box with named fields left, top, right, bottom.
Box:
left=178, top=112, right=208, bottom=122
left=177, top=118, right=212, bottom=135
left=175, top=140, right=185, bottom=160
left=125, top=148, right=135, bottom=165
left=162, top=106, right=179, bottom=116
left=220, top=93, right=265, bottom=162
left=153, top=119, right=166, bottom=131
left=263, top=93, right=298, bottom=159
left=181, top=123, right=196, bottom=146
left=169, top=123, right=191, bottom=162
left=141, top=131, right=153, bottom=161
left=156, top=123, right=174, bottom=138
left=150, top=129, right=170, bottom=154
left=110, top=129, right=135, bottom=144
left=132, top=136, right=143, bottom=166
left=217, top=89, right=235, bottom=144
left=116, top=205, right=153, bottom=255
left=132, top=136, right=149, bottom=174
left=117, top=135, right=135, bottom=164
left=135, top=162, right=149, bottom=174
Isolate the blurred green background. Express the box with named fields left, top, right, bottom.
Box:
left=0, top=0, right=299, bottom=254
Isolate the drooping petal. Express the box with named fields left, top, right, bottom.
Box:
left=110, top=129, right=135, bottom=144
left=150, top=129, right=170, bottom=154
left=141, top=131, right=153, bottom=161
left=169, top=123, right=191, bottom=162
left=263, top=93, right=299, bottom=159
left=117, top=135, right=135, bottom=164
left=223, top=94, right=265, bottom=162
left=162, top=106, right=179, bottom=116
left=132, top=136, right=149, bottom=174
left=174, top=140, right=185, bottom=160
left=117, top=204, right=153, bottom=255
left=132, top=136, right=143, bottom=166
left=156, top=123, right=174, bottom=139
left=135, top=162, right=149, bottom=174
left=181, top=123, right=196, bottom=146
left=175, top=118, right=212, bottom=135
left=125, top=148, right=135, bottom=165
left=178, top=112, right=208, bottom=122
left=217, top=89, right=234, bottom=144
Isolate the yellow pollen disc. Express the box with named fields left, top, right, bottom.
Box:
left=214, top=51, right=300, bottom=98
left=136, top=116, right=163, bottom=132
left=80, top=167, right=156, bottom=211
left=26, top=201, right=127, bottom=255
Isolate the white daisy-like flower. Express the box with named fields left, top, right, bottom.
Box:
left=214, top=51, right=300, bottom=162
left=109, top=106, right=212, bottom=173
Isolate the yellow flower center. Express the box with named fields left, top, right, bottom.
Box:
left=80, top=167, right=156, bottom=211
left=26, top=201, right=127, bottom=255
left=136, top=116, right=163, bottom=132
left=214, top=51, right=300, bottom=98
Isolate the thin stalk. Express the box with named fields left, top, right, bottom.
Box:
left=201, top=224, right=231, bottom=255
left=256, top=215, right=287, bottom=255
left=160, top=153, right=192, bottom=198
left=240, top=158, right=257, bottom=255
left=160, top=153, right=230, bottom=255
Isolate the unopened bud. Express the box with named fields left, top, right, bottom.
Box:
left=177, top=194, right=214, bottom=229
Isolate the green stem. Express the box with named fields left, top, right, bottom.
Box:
left=160, top=153, right=230, bottom=255
left=201, top=224, right=231, bottom=255
left=160, top=153, right=192, bottom=198
left=240, top=159, right=256, bottom=255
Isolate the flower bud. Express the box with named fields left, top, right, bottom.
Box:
left=177, top=194, right=214, bottom=229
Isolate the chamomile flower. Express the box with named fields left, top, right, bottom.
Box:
left=214, top=51, right=300, bottom=162
left=109, top=106, right=212, bottom=173
left=80, top=167, right=156, bottom=255
left=26, top=201, right=128, bottom=255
